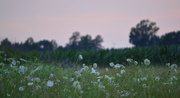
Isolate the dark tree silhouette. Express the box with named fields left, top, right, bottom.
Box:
left=129, top=19, right=159, bottom=47
left=66, top=32, right=103, bottom=50
left=160, top=31, right=180, bottom=46
left=1, top=38, right=12, bottom=48
left=93, top=35, right=103, bottom=49
left=79, top=34, right=93, bottom=50
left=66, top=32, right=81, bottom=50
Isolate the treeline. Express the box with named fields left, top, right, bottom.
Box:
left=1, top=19, right=180, bottom=52
left=0, top=32, right=103, bottom=52
left=129, top=19, right=180, bottom=47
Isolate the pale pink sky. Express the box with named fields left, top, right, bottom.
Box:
left=0, top=0, right=180, bottom=48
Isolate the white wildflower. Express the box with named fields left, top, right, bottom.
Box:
left=166, top=63, right=171, bottom=67
left=93, top=63, right=98, bottom=68
left=120, top=70, right=126, bottom=74
left=116, top=73, right=122, bottom=77
left=140, top=77, right=147, bottom=81
left=7, top=94, right=10, bottom=96
left=73, top=81, right=81, bottom=90
left=155, top=77, right=160, bottom=81
left=74, top=71, right=81, bottom=77
left=12, top=60, right=16, bottom=65
left=90, top=68, right=96, bottom=74
left=70, top=78, right=74, bottom=82
left=83, top=66, right=89, bottom=71
left=134, top=61, right=138, bottom=65
left=78, top=55, right=83, bottom=60
left=19, top=87, right=25, bottom=91
left=98, top=84, right=105, bottom=90
left=28, top=82, right=33, bottom=86
left=18, top=66, right=27, bottom=74
left=31, top=78, right=41, bottom=82
left=47, top=80, right=54, bottom=87
left=144, top=59, right=150, bottom=65
left=105, top=68, right=109, bottom=72
left=109, top=62, right=114, bottom=67
left=127, top=58, right=133, bottom=63
left=49, top=74, right=55, bottom=78
left=114, top=64, right=121, bottom=69
left=4, top=69, right=9, bottom=74
left=120, top=90, right=131, bottom=97
left=142, top=84, right=147, bottom=88
left=170, top=64, right=177, bottom=69
left=56, top=79, right=60, bottom=82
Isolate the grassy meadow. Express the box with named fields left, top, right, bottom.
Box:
left=0, top=46, right=180, bottom=98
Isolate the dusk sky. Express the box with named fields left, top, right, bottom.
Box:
left=0, top=0, right=180, bottom=48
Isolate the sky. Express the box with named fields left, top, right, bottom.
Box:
left=0, top=0, right=180, bottom=48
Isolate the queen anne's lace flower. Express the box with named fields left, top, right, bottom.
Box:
left=19, top=87, right=25, bottom=91
left=47, top=80, right=54, bottom=87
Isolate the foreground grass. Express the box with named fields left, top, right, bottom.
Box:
left=0, top=52, right=179, bottom=98
left=0, top=63, right=179, bottom=98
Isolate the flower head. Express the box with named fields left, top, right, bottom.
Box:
left=93, top=63, right=98, bottom=68
left=78, top=55, right=83, bottom=60
left=109, top=62, right=114, bottom=67
left=134, top=61, right=138, bottom=65
left=155, top=77, right=160, bottom=81
left=28, top=82, right=34, bottom=86
left=19, top=87, right=25, bottom=91
left=73, top=81, right=81, bottom=90
left=47, top=80, right=54, bottom=87
left=144, top=59, right=150, bottom=65
left=126, top=58, right=133, bottom=63
left=142, top=84, right=147, bottom=88
left=120, top=70, right=126, bottom=74
left=170, top=64, right=177, bottom=69
left=18, top=66, right=27, bottom=74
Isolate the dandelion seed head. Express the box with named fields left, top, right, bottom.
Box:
left=109, top=62, right=114, bottom=67
left=155, top=77, right=160, bottom=81
left=47, top=80, right=54, bottom=87
left=93, top=63, right=98, bottom=68
left=144, top=59, right=150, bottom=65
left=19, top=87, right=25, bottom=91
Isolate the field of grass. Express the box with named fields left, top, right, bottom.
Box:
left=1, top=45, right=180, bottom=66
left=0, top=51, right=179, bottom=98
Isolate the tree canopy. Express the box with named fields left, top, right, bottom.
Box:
left=129, top=19, right=159, bottom=47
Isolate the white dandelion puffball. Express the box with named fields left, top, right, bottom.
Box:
left=142, top=84, right=147, bottom=88
left=78, top=55, right=83, bottom=60
left=93, top=63, right=98, bottom=68
left=19, top=87, right=25, bottom=91
left=134, top=61, right=138, bottom=65
left=18, top=66, right=27, bottom=74
left=120, top=70, right=126, bottom=74
left=155, top=77, right=160, bottom=81
left=47, top=80, right=54, bottom=87
left=144, top=59, right=150, bottom=65
left=109, top=62, right=114, bottom=67
left=73, top=81, right=81, bottom=90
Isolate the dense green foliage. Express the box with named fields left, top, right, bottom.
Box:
left=1, top=45, right=180, bottom=67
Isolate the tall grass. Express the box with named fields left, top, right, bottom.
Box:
left=0, top=51, right=179, bottom=97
